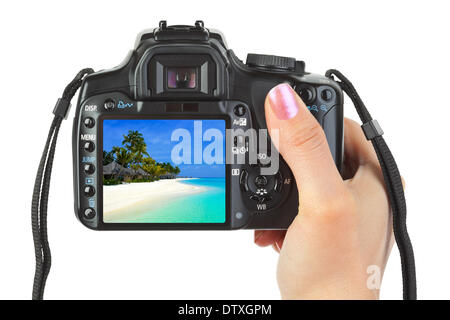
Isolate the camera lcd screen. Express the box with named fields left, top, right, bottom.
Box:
left=102, top=119, right=226, bottom=223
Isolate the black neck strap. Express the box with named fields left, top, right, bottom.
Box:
left=326, top=69, right=417, bottom=300
left=31, top=69, right=416, bottom=300
left=31, top=69, right=94, bottom=300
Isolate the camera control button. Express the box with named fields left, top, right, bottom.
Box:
left=246, top=54, right=296, bottom=71
left=83, top=208, right=96, bottom=219
left=254, top=175, right=268, bottom=188
left=274, top=172, right=283, bottom=192
left=84, top=186, right=96, bottom=197
left=321, top=89, right=333, bottom=102
left=104, top=99, right=115, bottom=111
left=233, top=105, right=246, bottom=117
left=83, top=141, right=95, bottom=152
left=84, top=163, right=95, bottom=175
left=240, top=169, right=249, bottom=192
left=249, top=194, right=272, bottom=203
left=298, top=87, right=315, bottom=104
left=84, top=117, right=95, bottom=128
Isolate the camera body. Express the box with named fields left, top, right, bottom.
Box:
left=73, top=21, right=343, bottom=230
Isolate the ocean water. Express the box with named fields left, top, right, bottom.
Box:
left=115, top=178, right=226, bottom=223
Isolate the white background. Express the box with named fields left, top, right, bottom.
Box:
left=1, top=0, right=449, bottom=300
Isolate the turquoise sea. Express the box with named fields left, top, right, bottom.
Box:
left=113, top=178, right=226, bottom=223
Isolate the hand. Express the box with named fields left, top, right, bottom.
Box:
left=255, top=83, right=395, bottom=300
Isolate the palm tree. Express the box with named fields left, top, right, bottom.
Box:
left=122, top=130, right=149, bottom=165
left=112, top=146, right=133, bottom=168
left=103, top=150, right=115, bottom=165
left=105, top=130, right=181, bottom=181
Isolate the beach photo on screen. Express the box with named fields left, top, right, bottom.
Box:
left=102, top=119, right=226, bottom=223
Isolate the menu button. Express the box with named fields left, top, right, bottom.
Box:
left=83, top=141, right=95, bottom=152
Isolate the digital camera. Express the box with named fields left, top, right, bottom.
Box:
left=73, top=21, right=344, bottom=230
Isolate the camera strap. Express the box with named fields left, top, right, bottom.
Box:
left=31, top=68, right=94, bottom=300
left=30, top=68, right=416, bottom=300
left=326, top=69, right=417, bottom=300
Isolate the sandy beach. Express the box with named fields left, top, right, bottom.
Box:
left=103, top=178, right=207, bottom=221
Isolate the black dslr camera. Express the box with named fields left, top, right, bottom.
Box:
left=73, top=21, right=343, bottom=230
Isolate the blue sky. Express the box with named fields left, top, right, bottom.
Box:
left=103, top=119, right=226, bottom=178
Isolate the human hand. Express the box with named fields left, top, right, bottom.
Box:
left=254, top=83, right=395, bottom=299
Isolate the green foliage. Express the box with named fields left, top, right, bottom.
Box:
left=103, top=130, right=181, bottom=181
left=141, top=157, right=165, bottom=177
left=159, top=162, right=181, bottom=175
left=122, top=130, right=149, bottom=165
left=112, top=146, right=133, bottom=168
left=103, top=150, right=115, bottom=166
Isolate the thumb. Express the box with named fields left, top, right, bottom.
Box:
left=265, top=83, right=344, bottom=205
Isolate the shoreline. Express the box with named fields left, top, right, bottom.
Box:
left=103, top=178, right=207, bottom=221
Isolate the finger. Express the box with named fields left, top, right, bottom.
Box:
left=342, top=118, right=379, bottom=179
left=272, top=236, right=285, bottom=253
left=265, top=83, right=345, bottom=204
left=343, top=118, right=385, bottom=191
left=343, top=118, right=379, bottom=167
left=254, top=230, right=286, bottom=247
left=344, top=118, right=406, bottom=191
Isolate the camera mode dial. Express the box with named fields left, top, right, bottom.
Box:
left=246, top=54, right=296, bottom=71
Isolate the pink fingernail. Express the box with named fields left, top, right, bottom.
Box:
left=268, top=83, right=300, bottom=120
